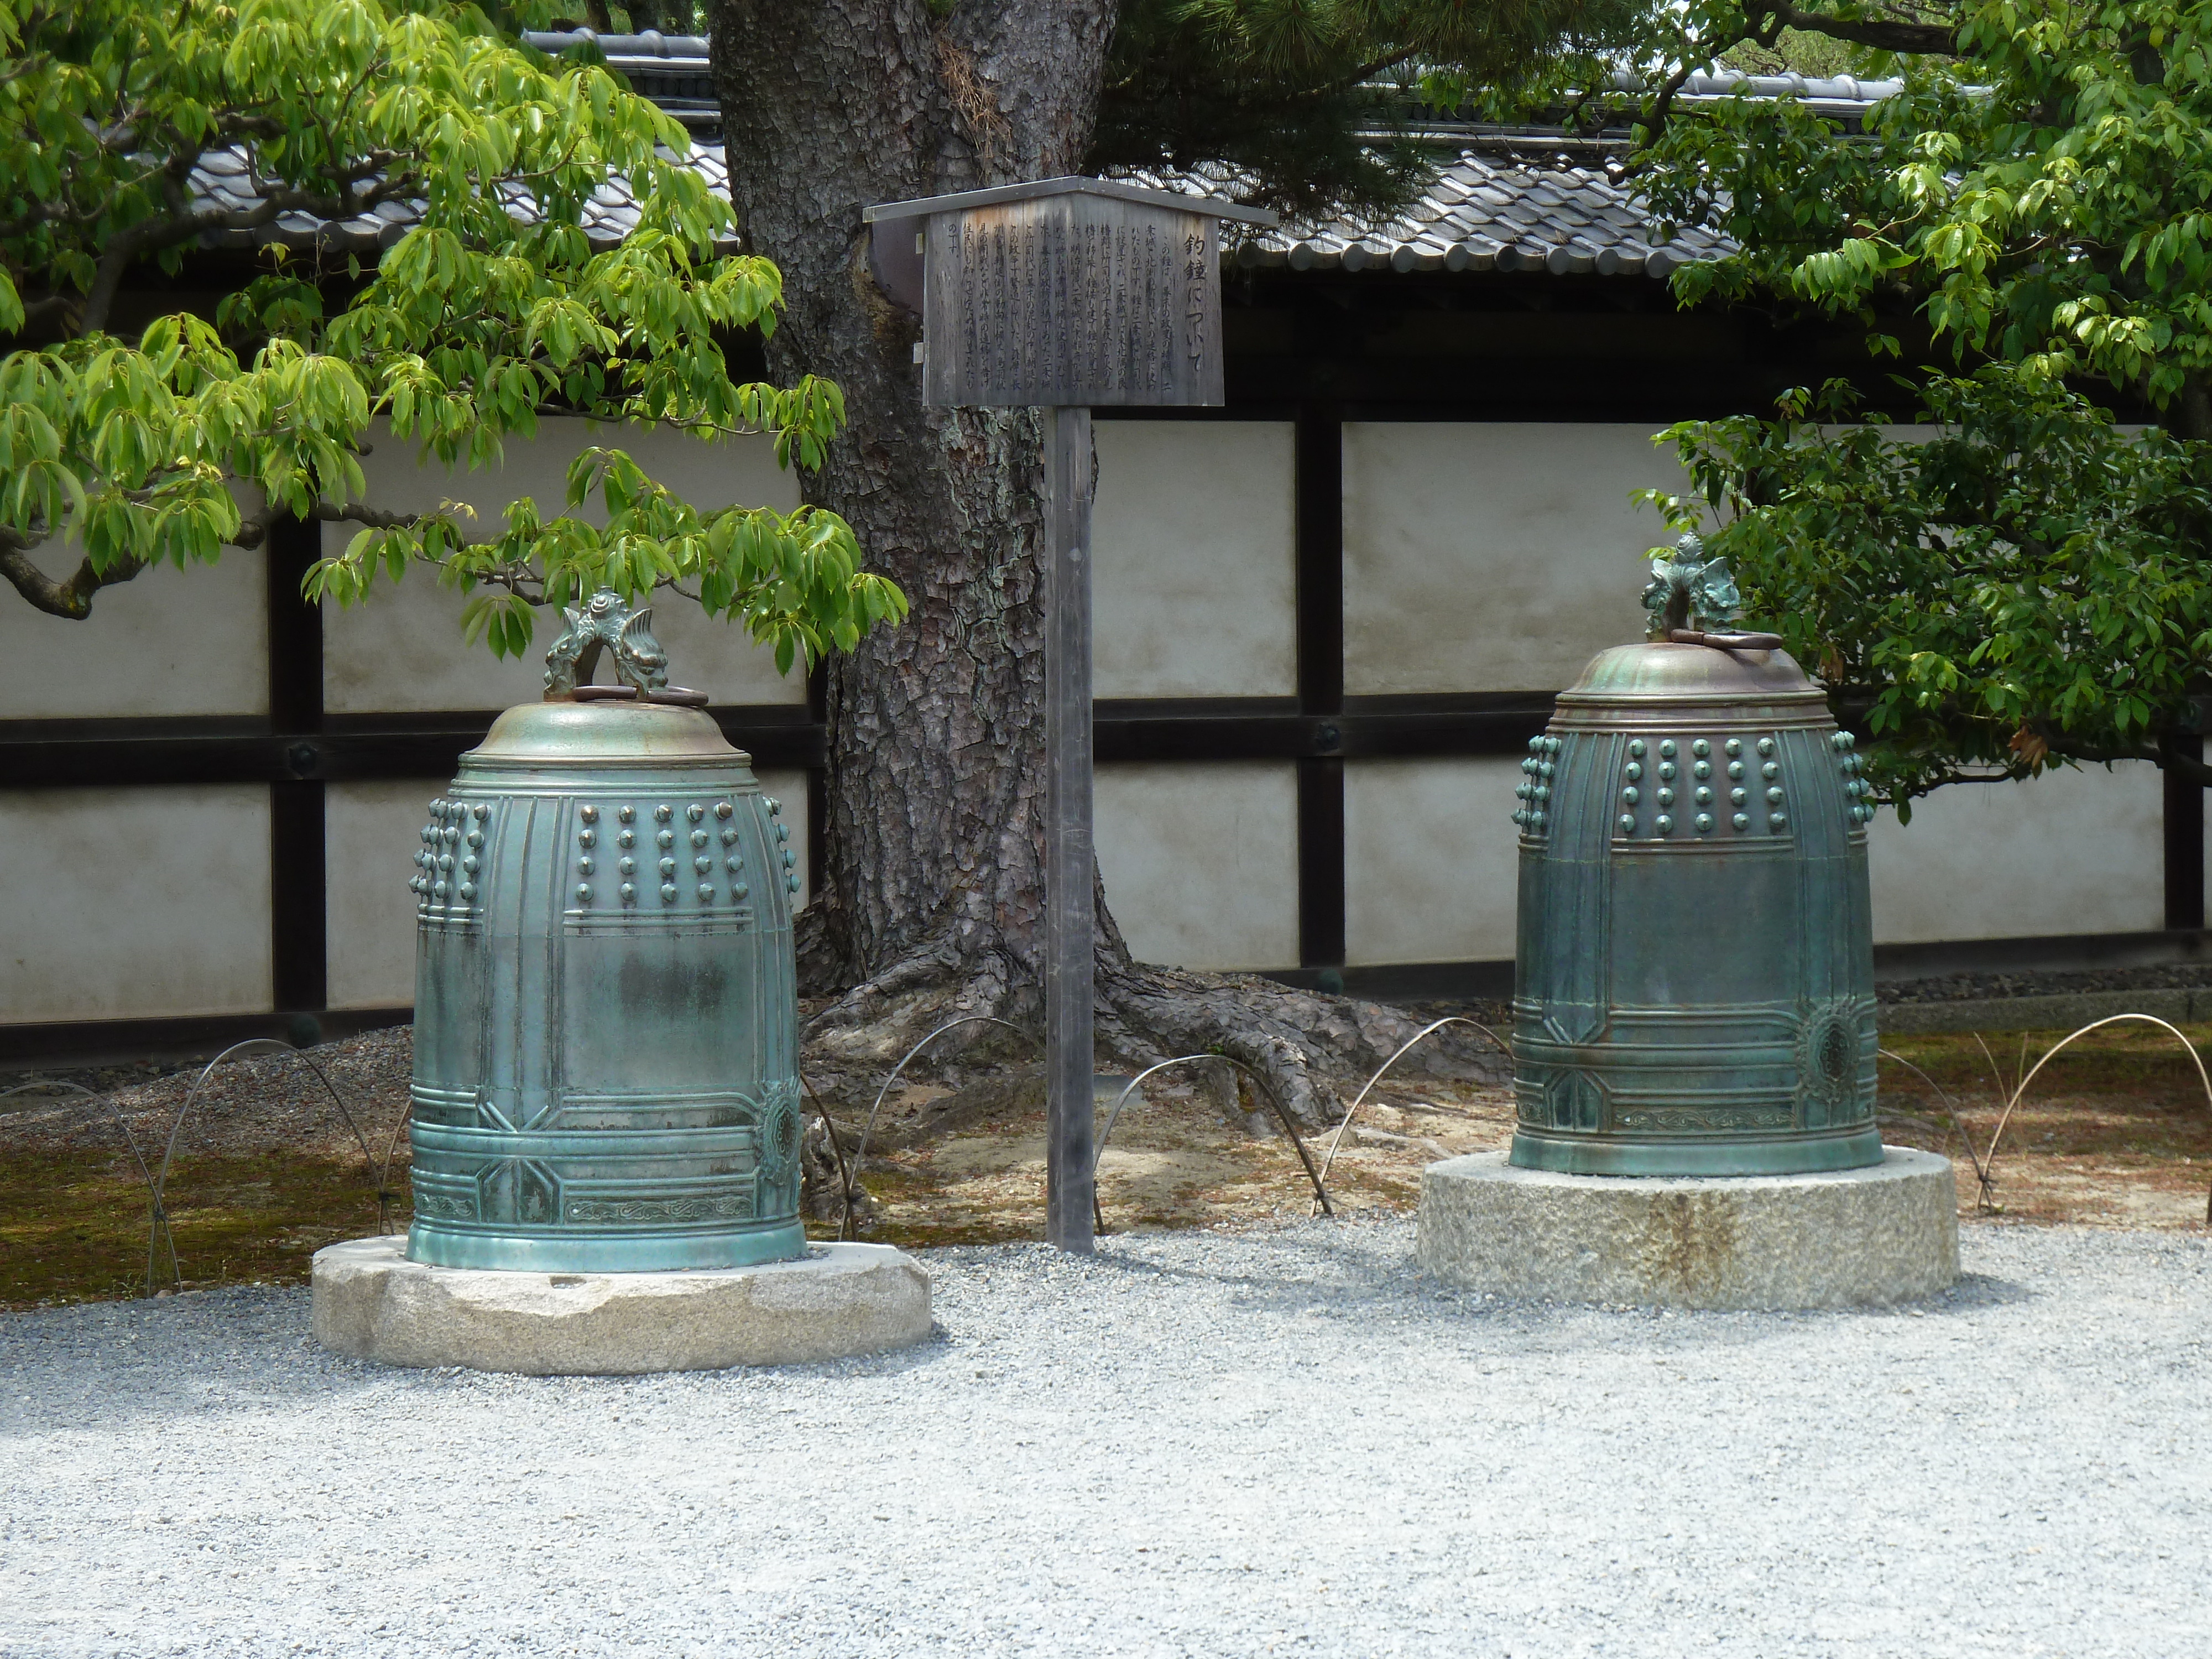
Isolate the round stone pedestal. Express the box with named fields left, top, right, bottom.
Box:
left=1417, top=1147, right=1958, bottom=1310
left=311, top=1236, right=931, bottom=1375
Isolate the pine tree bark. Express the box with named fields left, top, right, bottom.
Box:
left=707, top=0, right=1501, bottom=1124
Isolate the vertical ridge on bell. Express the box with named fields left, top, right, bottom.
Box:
left=1533, top=726, right=1615, bottom=1047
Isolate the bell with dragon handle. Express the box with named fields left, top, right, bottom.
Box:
left=404, top=588, right=808, bottom=1270
left=1508, top=538, right=1885, bottom=1176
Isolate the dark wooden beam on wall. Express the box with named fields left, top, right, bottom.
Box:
left=0, top=700, right=1561, bottom=789
left=1221, top=270, right=1938, bottom=423
left=0, top=707, right=830, bottom=787
left=1293, top=404, right=1345, bottom=720
left=0, top=1008, right=413, bottom=1067
left=2167, top=737, right=2205, bottom=931
left=265, top=514, right=327, bottom=1016
left=1297, top=760, right=1346, bottom=973
left=1295, top=393, right=1347, bottom=973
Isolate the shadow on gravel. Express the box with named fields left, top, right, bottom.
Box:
left=2, top=1305, right=970, bottom=1431
left=1074, top=1250, right=1412, bottom=1311
left=768, top=1328, right=957, bottom=1381
left=0, top=1288, right=402, bottom=1434
left=1934, top=1272, right=2037, bottom=1310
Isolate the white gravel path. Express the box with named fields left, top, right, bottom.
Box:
left=2, top=1217, right=2208, bottom=1658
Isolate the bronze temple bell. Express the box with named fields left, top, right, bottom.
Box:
left=406, top=590, right=805, bottom=1271
left=1509, top=540, right=1884, bottom=1176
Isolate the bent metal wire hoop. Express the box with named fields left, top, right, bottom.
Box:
left=841, top=1016, right=1037, bottom=1240
left=1092, top=1054, right=1334, bottom=1227
left=1311, top=1016, right=1507, bottom=1216
left=151, top=1039, right=401, bottom=1293
left=0, top=1078, right=164, bottom=1289
left=1, top=1040, right=404, bottom=1298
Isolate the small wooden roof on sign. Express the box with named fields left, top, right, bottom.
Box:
left=862, top=175, right=1276, bottom=316
left=861, top=174, right=1279, bottom=226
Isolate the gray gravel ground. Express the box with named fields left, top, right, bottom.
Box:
left=2, top=1217, right=2208, bottom=1658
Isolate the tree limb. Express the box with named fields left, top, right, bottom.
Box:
left=1637, top=36, right=1743, bottom=144
left=13, top=292, right=80, bottom=335
left=229, top=498, right=424, bottom=549
left=74, top=152, right=421, bottom=334
left=2037, top=726, right=2212, bottom=787
left=1768, top=3, right=1961, bottom=58
left=4, top=498, right=426, bottom=620
left=0, top=533, right=147, bottom=620
left=1286, top=48, right=1420, bottom=107
left=2182, top=375, right=2212, bottom=445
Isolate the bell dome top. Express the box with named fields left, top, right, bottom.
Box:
left=469, top=698, right=741, bottom=766
left=1559, top=640, right=1825, bottom=705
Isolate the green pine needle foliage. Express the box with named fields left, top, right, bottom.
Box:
left=1094, top=0, right=1646, bottom=222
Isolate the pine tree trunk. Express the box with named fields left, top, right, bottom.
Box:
left=707, top=0, right=1501, bottom=1127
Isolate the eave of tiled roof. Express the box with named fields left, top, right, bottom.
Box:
left=188, top=141, right=740, bottom=257
left=1606, top=66, right=1904, bottom=117
left=191, top=41, right=1902, bottom=278
left=1114, top=156, right=1733, bottom=278
left=519, top=31, right=719, bottom=129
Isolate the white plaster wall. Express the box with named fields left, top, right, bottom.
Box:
left=1342, top=423, right=1679, bottom=695
left=1869, top=762, right=2163, bottom=943
left=1345, top=758, right=1521, bottom=966
left=324, top=421, right=807, bottom=713
left=325, top=780, right=432, bottom=1009
left=1096, top=762, right=1298, bottom=970
left=0, top=546, right=268, bottom=720
left=0, top=785, right=272, bottom=1022
left=1092, top=421, right=1296, bottom=699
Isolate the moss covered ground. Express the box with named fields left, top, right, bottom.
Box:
left=5, top=1021, right=2209, bottom=1310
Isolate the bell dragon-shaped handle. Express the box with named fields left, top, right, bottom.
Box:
left=1641, top=534, right=1782, bottom=652
left=542, top=586, right=706, bottom=706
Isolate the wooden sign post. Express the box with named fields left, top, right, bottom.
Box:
left=864, top=178, right=1276, bottom=1253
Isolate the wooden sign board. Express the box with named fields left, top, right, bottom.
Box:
left=860, top=176, right=1275, bottom=1254
left=863, top=178, right=1277, bottom=409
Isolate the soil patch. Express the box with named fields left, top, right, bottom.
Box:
left=1875, top=1020, right=2212, bottom=1227
left=5, top=1015, right=2210, bottom=1309
left=1878, top=959, right=2212, bottom=1005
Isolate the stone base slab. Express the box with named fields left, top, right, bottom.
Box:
left=311, top=1236, right=932, bottom=1374
left=1417, top=1147, right=1959, bottom=1310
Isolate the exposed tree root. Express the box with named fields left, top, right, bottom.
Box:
left=797, top=919, right=1505, bottom=1134
left=1095, top=955, right=1503, bottom=1131
left=794, top=884, right=1509, bottom=1223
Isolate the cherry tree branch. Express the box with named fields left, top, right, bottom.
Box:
left=0, top=531, right=146, bottom=619
left=228, top=498, right=424, bottom=550
left=2, top=498, right=426, bottom=619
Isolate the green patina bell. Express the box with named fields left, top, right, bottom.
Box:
left=405, top=589, right=806, bottom=1271
left=1508, top=540, right=1882, bottom=1176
